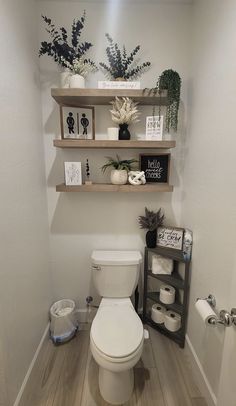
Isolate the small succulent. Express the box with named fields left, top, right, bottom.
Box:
left=138, top=207, right=164, bottom=231
left=101, top=155, right=138, bottom=173
left=110, top=97, right=140, bottom=125
left=100, top=33, right=151, bottom=80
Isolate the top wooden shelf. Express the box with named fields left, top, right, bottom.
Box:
left=51, top=88, right=168, bottom=106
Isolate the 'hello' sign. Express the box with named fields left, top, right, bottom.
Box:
left=140, top=154, right=170, bottom=183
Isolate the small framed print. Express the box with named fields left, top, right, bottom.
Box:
left=60, top=105, right=95, bottom=140
left=145, top=115, right=163, bottom=140
left=157, top=227, right=184, bottom=251
left=64, top=162, right=82, bottom=185
left=140, top=153, right=170, bottom=183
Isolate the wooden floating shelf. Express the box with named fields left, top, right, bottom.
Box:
left=51, top=88, right=168, bottom=106
left=53, top=139, right=176, bottom=149
left=56, top=183, right=174, bottom=193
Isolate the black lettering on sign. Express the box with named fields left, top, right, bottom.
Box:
left=140, top=154, right=170, bottom=183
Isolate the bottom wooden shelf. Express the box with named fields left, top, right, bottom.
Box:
left=56, top=183, right=174, bottom=193
left=144, top=315, right=185, bottom=347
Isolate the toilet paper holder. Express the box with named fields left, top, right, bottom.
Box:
left=196, top=294, right=236, bottom=327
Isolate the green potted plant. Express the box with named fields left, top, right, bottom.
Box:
left=138, top=207, right=165, bottom=248
left=39, top=11, right=97, bottom=88
left=99, top=33, right=151, bottom=80
left=101, top=155, right=138, bottom=185
left=110, top=97, right=140, bottom=140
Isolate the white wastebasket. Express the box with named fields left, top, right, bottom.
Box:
left=50, top=299, right=78, bottom=344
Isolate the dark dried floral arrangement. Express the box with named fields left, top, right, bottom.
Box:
left=138, top=207, right=164, bottom=231
left=99, top=33, right=151, bottom=80
left=39, top=11, right=96, bottom=69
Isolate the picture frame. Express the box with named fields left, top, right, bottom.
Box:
left=157, top=226, right=185, bottom=251
left=64, top=162, right=82, bottom=186
left=60, top=104, right=95, bottom=140
left=145, top=115, right=163, bottom=140
left=139, top=153, right=170, bottom=183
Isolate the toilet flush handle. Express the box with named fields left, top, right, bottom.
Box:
left=92, top=264, right=101, bottom=271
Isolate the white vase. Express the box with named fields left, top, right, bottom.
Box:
left=69, top=74, right=85, bottom=88
left=110, top=170, right=128, bottom=185
left=60, top=70, right=71, bottom=88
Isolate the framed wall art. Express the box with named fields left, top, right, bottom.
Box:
left=157, top=226, right=184, bottom=251
left=140, top=153, right=170, bottom=183
left=145, top=115, right=163, bottom=140
left=64, top=162, right=82, bottom=185
left=60, top=105, right=95, bottom=140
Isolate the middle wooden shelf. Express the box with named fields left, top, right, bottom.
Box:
left=53, top=139, right=176, bottom=149
left=56, top=183, right=174, bottom=193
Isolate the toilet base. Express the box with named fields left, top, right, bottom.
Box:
left=99, top=366, right=134, bottom=405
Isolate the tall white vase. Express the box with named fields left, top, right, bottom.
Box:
left=69, top=74, right=85, bottom=88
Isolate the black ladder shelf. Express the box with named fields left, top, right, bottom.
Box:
left=143, top=246, right=191, bottom=348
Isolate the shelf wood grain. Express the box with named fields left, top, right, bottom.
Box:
left=56, top=183, right=174, bottom=193
left=53, top=139, right=176, bottom=149
left=51, top=88, right=168, bottom=106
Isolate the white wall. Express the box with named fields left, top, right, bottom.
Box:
left=0, top=1, right=52, bottom=405
left=38, top=0, right=192, bottom=308
left=182, top=0, right=236, bottom=401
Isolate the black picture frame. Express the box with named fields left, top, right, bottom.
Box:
left=140, top=153, right=170, bottom=183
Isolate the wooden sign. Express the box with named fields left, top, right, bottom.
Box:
left=140, top=153, right=170, bottom=183
left=157, top=227, right=184, bottom=250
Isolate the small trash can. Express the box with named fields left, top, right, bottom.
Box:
left=49, top=299, right=78, bottom=344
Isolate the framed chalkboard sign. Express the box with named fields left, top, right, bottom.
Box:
left=140, top=153, right=170, bottom=183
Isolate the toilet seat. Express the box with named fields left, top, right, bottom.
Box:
left=91, top=301, right=143, bottom=359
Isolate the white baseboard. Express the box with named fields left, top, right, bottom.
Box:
left=186, top=335, right=217, bottom=406
left=13, top=323, right=50, bottom=406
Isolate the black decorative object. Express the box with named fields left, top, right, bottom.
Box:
left=146, top=230, right=157, bottom=248
left=119, top=124, right=131, bottom=140
left=85, top=158, right=92, bottom=185
left=100, top=33, right=151, bottom=80
left=140, top=154, right=170, bottom=183
left=39, top=11, right=96, bottom=70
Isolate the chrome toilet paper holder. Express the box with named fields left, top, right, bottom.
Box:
left=196, top=294, right=236, bottom=327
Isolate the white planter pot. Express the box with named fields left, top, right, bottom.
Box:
left=110, top=170, right=128, bottom=185
left=69, top=74, right=85, bottom=88
left=60, top=70, right=71, bottom=88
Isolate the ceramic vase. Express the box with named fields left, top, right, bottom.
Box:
left=119, top=123, right=131, bottom=140
left=146, top=229, right=157, bottom=248
left=69, top=74, right=85, bottom=88
left=110, top=170, right=128, bottom=185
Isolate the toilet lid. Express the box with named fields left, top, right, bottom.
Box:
left=91, top=305, right=143, bottom=358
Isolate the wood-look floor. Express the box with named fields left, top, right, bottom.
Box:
left=19, top=325, right=207, bottom=406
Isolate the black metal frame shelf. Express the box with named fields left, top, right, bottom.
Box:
left=143, top=246, right=191, bottom=348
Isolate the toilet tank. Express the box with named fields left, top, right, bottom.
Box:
left=91, top=250, right=142, bottom=298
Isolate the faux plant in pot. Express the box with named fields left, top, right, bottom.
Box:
left=138, top=207, right=165, bottom=248
left=99, top=33, right=151, bottom=80
left=101, top=155, right=138, bottom=185
left=61, top=57, right=98, bottom=88
left=39, top=11, right=97, bottom=88
left=110, top=97, right=140, bottom=140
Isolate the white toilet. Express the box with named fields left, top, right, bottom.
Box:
left=90, top=250, right=144, bottom=405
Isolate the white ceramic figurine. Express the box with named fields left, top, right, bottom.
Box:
left=128, top=171, right=146, bottom=185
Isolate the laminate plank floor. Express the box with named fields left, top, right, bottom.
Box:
left=19, top=325, right=207, bottom=406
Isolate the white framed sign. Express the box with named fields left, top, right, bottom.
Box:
left=64, top=162, right=82, bottom=186
left=145, top=115, right=163, bottom=140
left=98, top=81, right=140, bottom=89
left=157, top=227, right=184, bottom=250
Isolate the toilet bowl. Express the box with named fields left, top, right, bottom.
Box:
left=90, top=298, right=144, bottom=405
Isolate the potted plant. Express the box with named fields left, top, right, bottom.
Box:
left=110, top=97, right=140, bottom=140
left=39, top=11, right=97, bottom=88
left=99, top=33, right=151, bottom=80
left=138, top=207, right=164, bottom=248
left=61, top=57, right=98, bottom=88
left=101, top=155, right=138, bottom=185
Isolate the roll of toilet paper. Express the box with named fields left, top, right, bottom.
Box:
left=160, top=285, right=175, bottom=304
left=195, top=299, right=217, bottom=324
left=152, top=255, right=173, bottom=275
left=164, top=310, right=181, bottom=332
left=151, top=304, right=166, bottom=324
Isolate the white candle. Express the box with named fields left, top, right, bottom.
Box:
left=107, top=127, right=119, bottom=140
